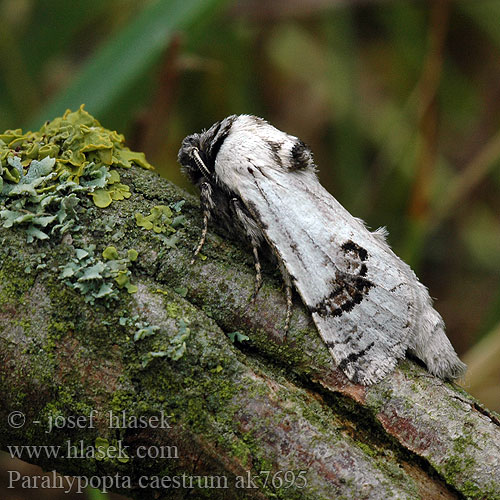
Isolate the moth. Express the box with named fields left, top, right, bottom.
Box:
left=178, top=115, right=466, bottom=385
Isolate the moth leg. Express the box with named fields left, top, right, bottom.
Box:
left=190, top=210, right=209, bottom=265
left=251, top=244, right=263, bottom=301
left=231, top=197, right=263, bottom=300
left=191, top=181, right=212, bottom=265
left=278, top=259, right=293, bottom=338
left=283, top=275, right=293, bottom=338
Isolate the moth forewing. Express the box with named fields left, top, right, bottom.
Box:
left=217, top=160, right=413, bottom=384
left=178, top=114, right=467, bottom=385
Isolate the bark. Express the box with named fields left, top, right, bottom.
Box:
left=0, top=166, right=499, bottom=500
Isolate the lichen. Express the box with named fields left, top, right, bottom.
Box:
left=0, top=105, right=153, bottom=242
left=228, top=331, right=250, bottom=343
left=58, top=245, right=138, bottom=303
left=136, top=316, right=190, bottom=367
left=0, top=107, right=159, bottom=307
left=135, top=203, right=186, bottom=248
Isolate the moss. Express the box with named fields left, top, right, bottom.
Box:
left=108, top=390, right=137, bottom=416
left=438, top=427, right=500, bottom=498
left=460, top=481, right=498, bottom=500
left=166, top=302, right=181, bottom=318
left=365, top=383, right=395, bottom=412
left=0, top=258, right=36, bottom=306
left=356, top=441, right=379, bottom=458
left=48, top=320, right=75, bottom=342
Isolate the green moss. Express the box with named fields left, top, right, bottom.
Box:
left=12, top=318, right=32, bottom=331
left=0, top=259, right=35, bottom=306
left=356, top=441, right=379, bottom=458
left=166, top=302, right=181, bottom=318
left=460, top=480, right=498, bottom=499
left=46, top=269, right=130, bottom=350
left=109, top=390, right=137, bottom=415
left=438, top=428, right=500, bottom=498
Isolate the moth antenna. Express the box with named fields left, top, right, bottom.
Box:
left=192, top=149, right=211, bottom=177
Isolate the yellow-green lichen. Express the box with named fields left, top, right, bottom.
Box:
left=166, top=302, right=181, bottom=318
left=0, top=105, right=153, bottom=242
left=135, top=203, right=186, bottom=248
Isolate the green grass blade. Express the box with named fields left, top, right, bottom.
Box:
left=86, top=487, right=110, bottom=500
left=29, top=0, right=225, bottom=129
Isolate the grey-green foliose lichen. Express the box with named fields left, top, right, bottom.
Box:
left=0, top=106, right=162, bottom=305
left=0, top=105, right=153, bottom=241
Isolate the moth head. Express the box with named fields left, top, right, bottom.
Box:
left=179, top=116, right=238, bottom=186
left=178, top=133, right=213, bottom=185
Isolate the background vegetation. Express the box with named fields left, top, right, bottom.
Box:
left=1, top=0, right=499, bottom=497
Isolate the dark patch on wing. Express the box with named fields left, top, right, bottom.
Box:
left=244, top=199, right=268, bottom=230
left=310, top=272, right=373, bottom=318
left=337, top=341, right=375, bottom=374
left=325, top=333, right=355, bottom=348
left=255, top=165, right=272, bottom=180
left=288, top=241, right=306, bottom=263
left=267, top=140, right=284, bottom=168
left=290, top=139, right=315, bottom=171
left=341, top=240, right=368, bottom=261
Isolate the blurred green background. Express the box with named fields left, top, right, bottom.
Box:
left=1, top=0, right=500, bottom=497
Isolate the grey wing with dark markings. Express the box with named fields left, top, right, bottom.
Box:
left=232, top=165, right=416, bottom=384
